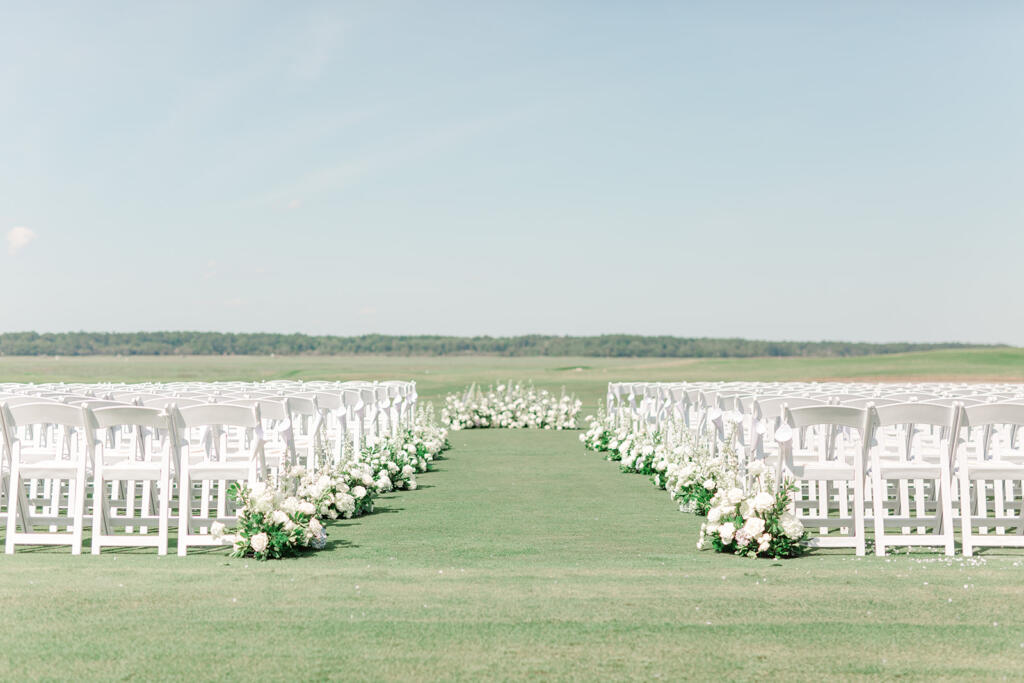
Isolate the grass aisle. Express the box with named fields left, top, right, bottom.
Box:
left=1, top=430, right=1023, bottom=679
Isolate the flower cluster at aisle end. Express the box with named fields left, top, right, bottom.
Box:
left=213, top=481, right=326, bottom=560
left=698, top=480, right=807, bottom=558
left=443, top=383, right=582, bottom=430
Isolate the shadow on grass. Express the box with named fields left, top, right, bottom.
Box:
left=322, top=538, right=357, bottom=551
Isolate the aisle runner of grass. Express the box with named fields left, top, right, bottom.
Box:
left=1, top=430, right=1022, bottom=679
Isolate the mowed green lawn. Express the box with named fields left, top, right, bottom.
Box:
left=0, top=430, right=1022, bottom=680
left=1, top=351, right=1024, bottom=679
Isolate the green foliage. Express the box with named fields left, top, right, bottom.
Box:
left=678, top=484, right=716, bottom=516
left=0, top=330, right=995, bottom=358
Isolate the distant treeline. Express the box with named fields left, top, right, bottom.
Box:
left=0, top=332, right=997, bottom=358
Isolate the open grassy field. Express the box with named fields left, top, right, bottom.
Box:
left=2, top=346, right=1023, bottom=408
left=2, top=351, right=1023, bottom=679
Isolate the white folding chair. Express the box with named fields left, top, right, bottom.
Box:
left=870, top=402, right=960, bottom=556
left=89, top=405, right=175, bottom=555
left=776, top=404, right=874, bottom=555
left=2, top=402, right=92, bottom=555
left=957, top=403, right=1024, bottom=556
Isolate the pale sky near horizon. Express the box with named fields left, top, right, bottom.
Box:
left=1, top=2, right=1022, bottom=344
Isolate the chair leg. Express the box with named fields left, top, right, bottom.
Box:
left=5, top=462, right=21, bottom=554
left=899, top=478, right=911, bottom=535
left=158, top=476, right=170, bottom=556
left=940, top=475, right=955, bottom=556
left=177, top=477, right=191, bottom=557
left=854, top=475, right=866, bottom=557
left=71, top=474, right=86, bottom=556
left=91, top=473, right=105, bottom=555
left=992, top=477, right=1005, bottom=535
left=960, top=473, right=974, bottom=557
left=872, top=471, right=886, bottom=556
left=977, top=480, right=988, bottom=535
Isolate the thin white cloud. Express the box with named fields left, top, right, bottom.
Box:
left=261, top=106, right=545, bottom=206
left=292, top=15, right=343, bottom=81
left=6, top=226, right=35, bottom=254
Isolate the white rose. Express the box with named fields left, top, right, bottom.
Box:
left=253, top=491, right=275, bottom=514
left=752, top=491, right=775, bottom=513
left=309, top=517, right=323, bottom=535
left=718, top=522, right=736, bottom=544
left=707, top=507, right=723, bottom=524
left=271, top=510, right=289, bottom=526
left=298, top=501, right=316, bottom=517
left=702, top=478, right=716, bottom=491
left=250, top=532, right=269, bottom=553
left=727, top=488, right=745, bottom=505
left=352, top=485, right=367, bottom=499
left=742, top=517, right=766, bottom=538
left=210, top=521, right=226, bottom=541
left=781, top=512, right=804, bottom=540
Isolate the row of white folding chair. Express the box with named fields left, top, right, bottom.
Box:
left=652, top=392, right=1024, bottom=556
left=775, top=402, right=1024, bottom=556
left=1, top=399, right=266, bottom=555
left=606, top=381, right=1024, bottom=421
left=2, top=402, right=176, bottom=555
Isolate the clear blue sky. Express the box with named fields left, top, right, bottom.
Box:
left=1, top=2, right=1021, bottom=343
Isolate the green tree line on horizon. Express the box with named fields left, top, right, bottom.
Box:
left=0, top=332, right=999, bottom=358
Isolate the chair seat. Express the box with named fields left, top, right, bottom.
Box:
left=878, top=462, right=943, bottom=479
left=17, top=460, right=82, bottom=477
left=187, top=461, right=253, bottom=480
left=792, top=461, right=855, bottom=480
left=965, top=462, right=1024, bottom=479
left=102, top=461, right=164, bottom=479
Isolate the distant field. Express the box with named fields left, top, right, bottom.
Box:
left=0, top=348, right=1022, bottom=407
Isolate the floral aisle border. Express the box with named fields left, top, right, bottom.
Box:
left=580, top=410, right=807, bottom=559
left=214, top=407, right=451, bottom=560
left=442, top=382, right=582, bottom=430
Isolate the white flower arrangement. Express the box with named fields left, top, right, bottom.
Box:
left=661, top=432, right=744, bottom=516
left=580, top=411, right=615, bottom=450
left=216, top=481, right=327, bottom=561
left=442, top=383, right=582, bottom=430
left=278, top=407, right=451, bottom=521
left=277, top=465, right=361, bottom=520
left=698, top=480, right=807, bottom=559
